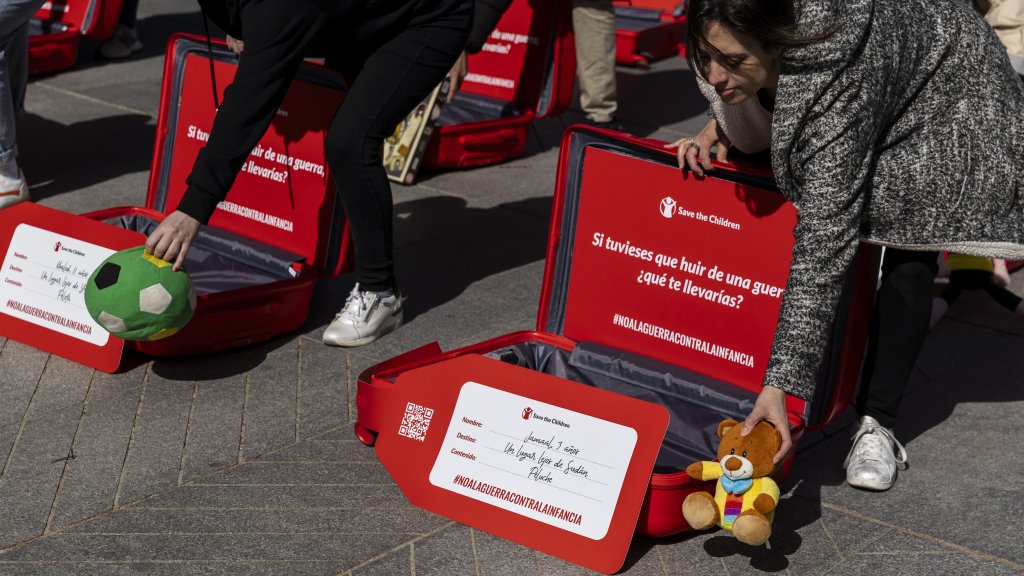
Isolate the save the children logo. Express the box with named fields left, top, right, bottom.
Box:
left=660, top=196, right=677, bottom=219
left=54, top=242, right=61, bottom=252
left=522, top=407, right=533, bottom=420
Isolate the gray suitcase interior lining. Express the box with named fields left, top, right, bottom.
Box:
left=437, top=92, right=521, bottom=127
left=103, top=214, right=302, bottom=295
left=484, top=340, right=756, bottom=472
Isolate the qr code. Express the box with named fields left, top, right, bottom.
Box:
left=398, top=402, right=434, bottom=442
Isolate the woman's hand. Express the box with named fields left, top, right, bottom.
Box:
left=446, top=51, right=468, bottom=103
left=664, top=118, right=732, bottom=177
left=741, top=385, right=793, bottom=466
left=226, top=35, right=245, bottom=55
left=145, top=211, right=201, bottom=271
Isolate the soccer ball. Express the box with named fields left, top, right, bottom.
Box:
left=84, top=246, right=197, bottom=341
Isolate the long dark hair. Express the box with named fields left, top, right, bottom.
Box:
left=686, top=0, right=832, bottom=81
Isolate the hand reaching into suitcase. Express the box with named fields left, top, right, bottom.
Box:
left=146, top=210, right=201, bottom=271
left=664, top=118, right=732, bottom=177
left=740, top=385, right=793, bottom=466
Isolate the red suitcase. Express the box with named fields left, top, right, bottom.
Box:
left=86, top=34, right=353, bottom=358
left=423, top=0, right=575, bottom=169
left=354, top=127, right=881, bottom=541
left=29, top=0, right=126, bottom=76
left=0, top=34, right=351, bottom=371
left=613, top=0, right=688, bottom=68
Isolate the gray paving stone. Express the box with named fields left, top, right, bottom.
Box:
left=196, top=461, right=388, bottom=486
left=0, top=562, right=349, bottom=576
left=350, top=546, right=413, bottom=576
left=47, top=389, right=142, bottom=531
left=26, top=356, right=91, bottom=419
left=241, top=340, right=300, bottom=460
left=0, top=341, right=49, bottom=427
left=1, top=533, right=404, bottom=565
left=116, top=377, right=194, bottom=505
left=470, top=529, right=539, bottom=576
left=0, top=423, right=17, bottom=478
left=0, top=408, right=79, bottom=549
left=134, top=484, right=408, bottom=510
left=409, top=524, right=477, bottom=576
left=253, top=438, right=378, bottom=463
left=68, top=506, right=444, bottom=536
left=832, top=549, right=1020, bottom=576
left=85, top=363, right=148, bottom=404
left=650, top=533, right=727, bottom=575
left=308, top=428, right=364, bottom=442
left=298, top=338, right=348, bottom=439
left=180, top=377, right=246, bottom=483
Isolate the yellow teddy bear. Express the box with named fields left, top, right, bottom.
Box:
left=682, top=419, right=782, bottom=546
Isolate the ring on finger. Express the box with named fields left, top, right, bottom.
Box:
left=690, top=143, right=701, bottom=156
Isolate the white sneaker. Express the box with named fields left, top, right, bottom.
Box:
left=0, top=166, right=29, bottom=209
left=98, top=25, right=143, bottom=60
left=843, top=415, right=908, bottom=491
left=322, top=284, right=403, bottom=347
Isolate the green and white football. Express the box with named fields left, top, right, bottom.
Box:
left=84, top=246, right=197, bottom=341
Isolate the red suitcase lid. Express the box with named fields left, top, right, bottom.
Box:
left=146, top=35, right=349, bottom=278
left=461, top=0, right=575, bottom=119
left=537, top=127, right=872, bottom=427
left=34, top=0, right=125, bottom=38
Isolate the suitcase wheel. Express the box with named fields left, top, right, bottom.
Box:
left=354, top=423, right=378, bottom=446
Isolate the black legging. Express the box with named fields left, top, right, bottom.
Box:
left=323, top=5, right=472, bottom=293
left=855, top=248, right=939, bottom=429
left=939, top=269, right=1022, bottom=311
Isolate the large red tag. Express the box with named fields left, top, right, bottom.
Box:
left=0, top=203, right=141, bottom=372
left=374, top=354, right=669, bottom=574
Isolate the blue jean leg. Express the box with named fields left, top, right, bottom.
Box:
left=0, top=0, right=47, bottom=164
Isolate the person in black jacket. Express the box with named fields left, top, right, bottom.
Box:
left=146, top=0, right=508, bottom=347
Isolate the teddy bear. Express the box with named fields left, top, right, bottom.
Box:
left=681, top=419, right=782, bottom=546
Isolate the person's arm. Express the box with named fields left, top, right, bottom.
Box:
left=742, top=69, right=880, bottom=464
left=466, top=0, right=514, bottom=53
left=446, top=0, right=514, bottom=101
left=147, top=1, right=324, bottom=268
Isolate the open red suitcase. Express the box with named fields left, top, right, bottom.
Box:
left=0, top=34, right=350, bottom=372
left=422, top=0, right=575, bottom=169
left=354, top=127, right=882, bottom=555
left=613, top=0, right=688, bottom=68
left=29, top=0, right=126, bottom=76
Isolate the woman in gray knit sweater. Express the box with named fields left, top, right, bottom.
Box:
left=671, top=0, right=1024, bottom=491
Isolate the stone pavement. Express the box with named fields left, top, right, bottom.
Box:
left=2, top=2, right=1023, bottom=575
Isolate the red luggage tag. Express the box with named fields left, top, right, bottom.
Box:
left=0, top=203, right=141, bottom=372
left=374, top=354, right=669, bottom=574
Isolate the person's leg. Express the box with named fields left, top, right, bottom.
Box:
left=846, top=248, right=937, bottom=491
left=321, top=1, right=471, bottom=346
left=99, top=0, right=142, bottom=59
left=982, top=282, right=1024, bottom=314
left=855, top=248, right=940, bottom=427
left=119, top=0, right=140, bottom=28
left=0, top=0, right=45, bottom=207
left=571, top=0, right=618, bottom=126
